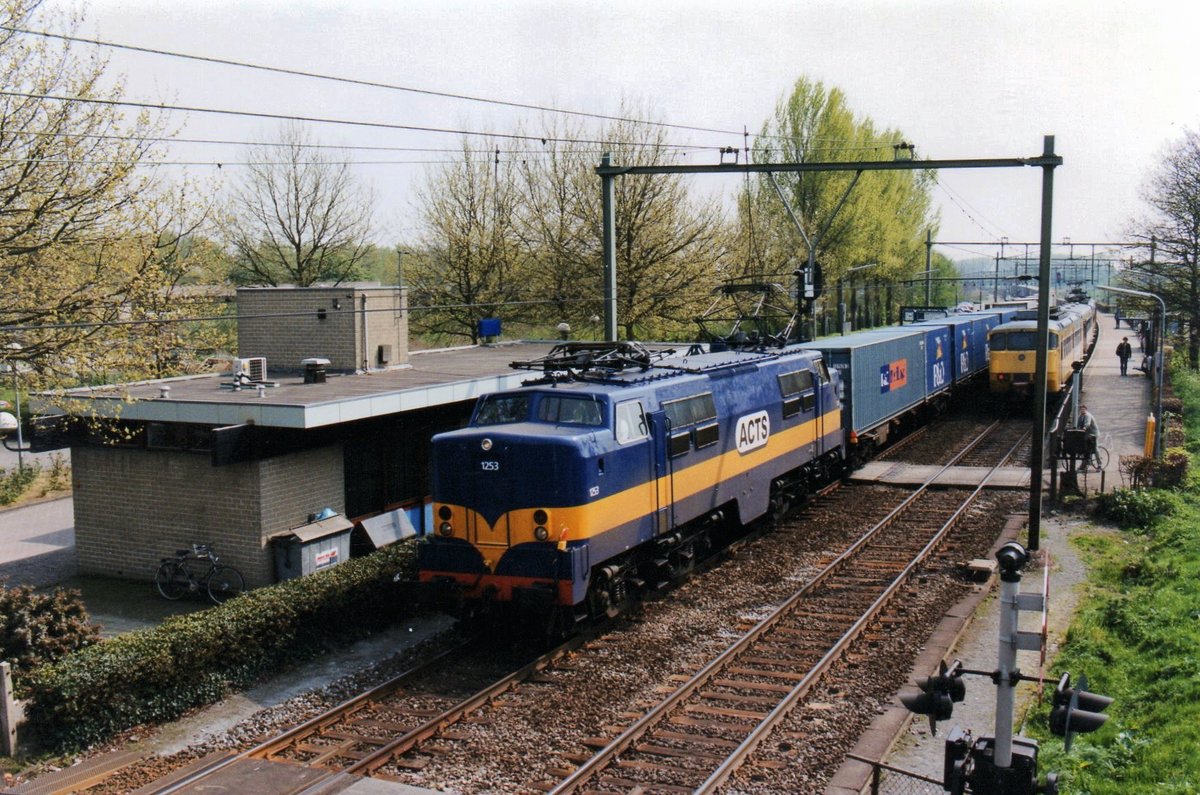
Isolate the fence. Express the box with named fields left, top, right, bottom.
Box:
left=846, top=754, right=944, bottom=795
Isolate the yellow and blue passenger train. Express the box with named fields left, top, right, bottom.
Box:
left=417, top=341, right=844, bottom=627
left=987, top=301, right=1096, bottom=397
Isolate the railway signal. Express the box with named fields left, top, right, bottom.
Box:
left=896, top=542, right=1115, bottom=794
left=901, top=659, right=965, bottom=735
left=1049, top=672, right=1112, bottom=751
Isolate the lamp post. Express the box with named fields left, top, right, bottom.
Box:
left=2, top=344, right=24, bottom=473
left=1095, top=285, right=1166, bottom=459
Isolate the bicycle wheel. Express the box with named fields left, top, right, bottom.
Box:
left=207, top=565, right=245, bottom=604
left=155, top=561, right=188, bottom=600
left=1096, top=447, right=1110, bottom=471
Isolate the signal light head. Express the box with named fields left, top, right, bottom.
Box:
left=900, top=660, right=964, bottom=736
left=1050, top=672, right=1112, bottom=751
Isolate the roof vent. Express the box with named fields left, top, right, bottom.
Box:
left=302, top=357, right=330, bottom=384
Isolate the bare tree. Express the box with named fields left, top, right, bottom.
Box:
left=1124, top=128, right=1200, bottom=369
left=588, top=115, right=728, bottom=341
left=221, top=124, right=374, bottom=286
left=408, top=138, right=528, bottom=343
left=514, top=121, right=598, bottom=331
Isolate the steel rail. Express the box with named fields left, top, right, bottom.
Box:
left=550, top=419, right=1017, bottom=794
left=695, top=425, right=1032, bottom=793
left=142, top=639, right=479, bottom=795
left=339, top=632, right=594, bottom=779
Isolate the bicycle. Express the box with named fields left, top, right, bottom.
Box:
left=1080, top=444, right=1109, bottom=473
left=155, top=544, right=245, bottom=605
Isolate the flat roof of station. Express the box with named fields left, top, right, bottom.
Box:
left=50, top=341, right=564, bottom=430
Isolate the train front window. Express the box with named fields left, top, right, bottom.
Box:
left=990, top=334, right=1007, bottom=351
left=1004, top=331, right=1038, bottom=350
left=474, top=394, right=531, bottom=425
left=537, top=395, right=605, bottom=426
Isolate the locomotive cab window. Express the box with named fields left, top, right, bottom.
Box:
left=615, top=401, right=649, bottom=444
left=662, top=392, right=718, bottom=457
left=475, top=394, right=531, bottom=425
left=778, top=369, right=816, bottom=418
left=537, top=395, right=605, bottom=426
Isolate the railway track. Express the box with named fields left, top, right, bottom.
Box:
left=9, top=420, right=1029, bottom=795
left=546, top=420, right=1028, bottom=794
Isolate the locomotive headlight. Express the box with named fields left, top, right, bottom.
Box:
left=439, top=522, right=453, bottom=536
left=534, top=526, right=549, bottom=541
left=438, top=505, right=452, bottom=520
left=480, top=438, right=493, bottom=451
left=533, top=509, right=549, bottom=525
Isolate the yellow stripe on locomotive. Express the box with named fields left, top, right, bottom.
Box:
left=420, top=398, right=842, bottom=607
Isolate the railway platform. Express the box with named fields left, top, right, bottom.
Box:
left=828, top=310, right=1156, bottom=793
left=850, top=461, right=1030, bottom=489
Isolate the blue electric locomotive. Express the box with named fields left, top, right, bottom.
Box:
left=418, top=341, right=844, bottom=626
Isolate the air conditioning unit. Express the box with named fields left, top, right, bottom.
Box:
left=232, top=357, right=267, bottom=383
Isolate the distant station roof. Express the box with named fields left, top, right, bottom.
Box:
left=50, top=342, right=560, bottom=429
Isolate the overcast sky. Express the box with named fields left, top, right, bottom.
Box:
left=67, top=0, right=1199, bottom=262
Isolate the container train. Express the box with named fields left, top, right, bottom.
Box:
left=987, top=302, right=1096, bottom=397
left=415, top=307, right=1024, bottom=630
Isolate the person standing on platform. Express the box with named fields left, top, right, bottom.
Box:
left=1116, top=336, right=1133, bottom=376
left=1115, top=307, right=1122, bottom=328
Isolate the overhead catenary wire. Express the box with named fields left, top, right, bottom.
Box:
left=2, top=128, right=720, bottom=156
left=0, top=290, right=729, bottom=334
left=0, top=89, right=737, bottom=151
left=1, top=24, right=754, bottom=139
left=2, top=25, right=907, bottom=151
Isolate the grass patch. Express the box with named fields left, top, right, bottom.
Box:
left=1025, top=368, right=1200, bottom=792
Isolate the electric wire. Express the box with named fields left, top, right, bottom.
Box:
left=3, top=128, right=718, bottom=156
left=1, top=24, right=752, bottom=139
left=0, top=89, right=733, bottom=150
left=2, top=26, right=908, bottom=152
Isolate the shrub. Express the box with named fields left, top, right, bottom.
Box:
left=1154, top=447, right=1190, bottom=488
left=22, top=541, right=419, bottom=750
left=46, top=453, right=70, bottom=492
left=1096, top=488, right=1176, bottom=530
left=0, top=461, right=40, bottom=505
left=0, top=585, right=99, bottom=678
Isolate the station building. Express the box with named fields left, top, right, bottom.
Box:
left=50, top=285, right=552, bottom=587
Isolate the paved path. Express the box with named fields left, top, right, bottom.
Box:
left=0, top=497, right=75, bottom=588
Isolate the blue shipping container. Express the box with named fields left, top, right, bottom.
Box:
left=799, top=328, right=930, bottom=437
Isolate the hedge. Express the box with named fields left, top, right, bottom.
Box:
left=21, top=540, right=419, bottom=750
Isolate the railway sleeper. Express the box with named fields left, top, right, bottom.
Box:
left=637, top=743, right=728, bottom=764
left=597, top=774, right=695, bottom=793
left=685, top=703, right=770, bottom=720
left=701, top=689, right=787, bottom=707
left=654, top=729, right=742, bottom=749
left=669, top=714, right=759, bottom=732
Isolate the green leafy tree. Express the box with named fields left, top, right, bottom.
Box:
left=740, top=77, right=938, bottom=322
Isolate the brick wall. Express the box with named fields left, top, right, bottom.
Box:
left=73, top=442, right=344, bottom=588
left=237, top=286, right=408, bottom=373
